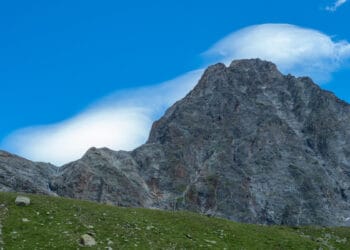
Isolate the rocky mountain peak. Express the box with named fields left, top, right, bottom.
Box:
left=229, top=58, right=278, bottom=71
left=142, top=59, right=350, bottom=226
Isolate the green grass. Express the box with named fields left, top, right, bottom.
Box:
left=0, top=192, right=349, bottom=249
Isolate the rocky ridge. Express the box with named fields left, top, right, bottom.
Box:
left=1, top=59, right=350, bottom=226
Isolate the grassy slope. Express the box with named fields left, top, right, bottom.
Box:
left=0, top=192, right=349, bottom=249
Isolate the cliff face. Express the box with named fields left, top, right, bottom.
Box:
left=50, top=147, right=153, bottom=207
left=2, top=59, right=350, bottom=226
left=134, top=59, right=350, bottom=226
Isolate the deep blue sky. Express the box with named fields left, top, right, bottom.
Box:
left=0, top=0, right=349, bottom=143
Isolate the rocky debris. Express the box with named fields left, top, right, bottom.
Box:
left=336, top=237, right=347, bottom=244
left=0, top=204, right=6, bottom=249
left=1, top=59, right=350, bottom=226
left=80, top=234, right=96, bottom=247
left=0, top=226, right=3, bottom=249
left=15, top=196, right=30, bottom=206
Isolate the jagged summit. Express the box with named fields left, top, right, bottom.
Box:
left=230, top=58, right=278, bottom=69
left=1, top=59, right=350, bottom=226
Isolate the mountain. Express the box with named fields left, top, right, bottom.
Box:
left=1, top=59, right=350, bottom=226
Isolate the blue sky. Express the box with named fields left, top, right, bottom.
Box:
left=1, top=0, right=350, bottom=165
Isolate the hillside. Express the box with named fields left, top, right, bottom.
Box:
left=1, top=192, right=349, bottom=249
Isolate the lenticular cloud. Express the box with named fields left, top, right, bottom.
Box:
left=1, top=70, right=202, bottom=165
left=205, top=23, right=350, bottom=83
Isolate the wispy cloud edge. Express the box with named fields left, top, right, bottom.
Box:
left=1, top=70, right=203, bottom=165
left=325, top=0, right=347, bottom=12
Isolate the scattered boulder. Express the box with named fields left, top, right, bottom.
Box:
left=15, top=196, right=30, bottom=206
left=80, top=234, right=96, bottom=247
left=21, top=218, right=30, bottom=223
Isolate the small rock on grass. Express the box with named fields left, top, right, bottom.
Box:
left=15, top=196, right=30, bottom=206
left=204, top=239, right=217, bottom=244
left=80, top=234, right=96, bottom=247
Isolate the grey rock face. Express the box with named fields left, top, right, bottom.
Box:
left=0, top=150, right=58, bottom=195
left=50, top=147, right=152, bottom=207
left=1, top=59, right=350, bottom=226
left=138, top=60, right=350, bottom=226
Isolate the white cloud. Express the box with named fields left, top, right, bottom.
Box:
left=326, top=0, right=347, bottom=11
left=3, top=108, right=151, bottom=165
left=1, top=70, right=202, bottom=165
left=204, top=23, right=350, bottom=83
left=3, top=23, right=350, bottom=165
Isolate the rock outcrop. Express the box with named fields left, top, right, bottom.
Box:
left=0, top=150, right=58, bottom=195
left=50, top=147, right=152, bottom=207
left=2, top=59, right=350, bottom=226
